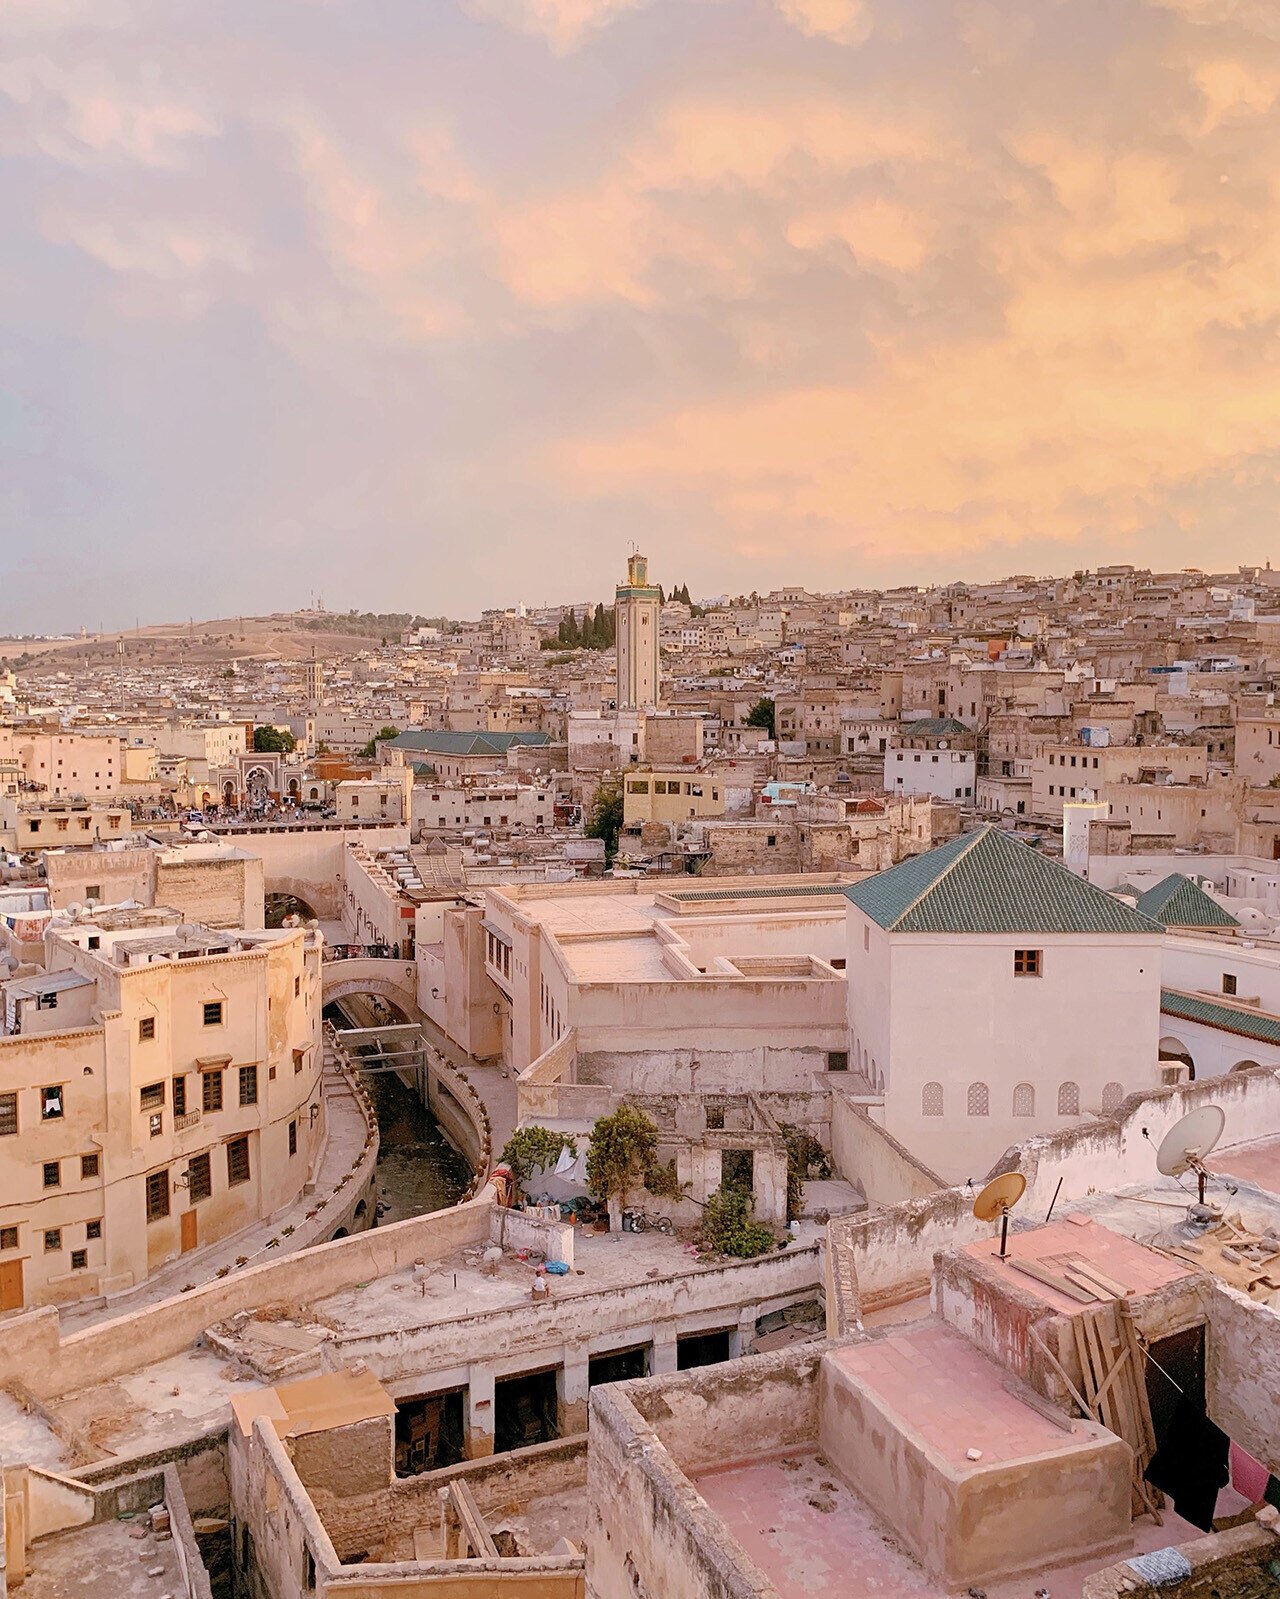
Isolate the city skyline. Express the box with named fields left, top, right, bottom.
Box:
left=7, top=0, right=1280, bottom=629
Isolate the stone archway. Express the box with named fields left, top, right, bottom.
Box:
left=1231, top=1059, right=1263, bottom=1073
left=1159, top=1035, right=1196, bottom=1079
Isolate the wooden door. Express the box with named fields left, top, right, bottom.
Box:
left=0, top=1257, right=24, bottom=1313
left=180, top=1209, right=198, bottom=1254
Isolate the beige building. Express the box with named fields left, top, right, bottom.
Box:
left=1, top=730, right=123, bottom=798
left=44, top=835, right=265, bottom=930
left=623, top=768, right=726, bottom=828
left=0, top=911, right=324, bottom=1313
left=1, top=797, right=132, bottom=853
left=1032, top=739, right=1208, bottom=818
left=1236, top=706, right=1280, bottom=787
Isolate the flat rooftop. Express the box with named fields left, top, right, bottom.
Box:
left=961, top=1213, right=1196, bottom=1317
left=695, top=1448, right=1206, bottom=1599
left=829, top=1321, right=1083, bottom=1468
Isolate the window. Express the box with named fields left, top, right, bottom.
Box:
left=0, top=1093, right=16, bottom=1137
left=1013, top=949, right=1042, bottom=977
left=827, top=1051, right=849, bottom=1072
left=1057, top=1081, right=1080, bottom=1116
left=86, top=1219, right=102, bottom=1241
left=967, top=1081, right=990, bottom=1117
left=139, top=1016, right=156, bottom=1041
left=294, top=976, right=301, bottom=997
left=140, top=1082, right=165, bottom=1111
left=40, top=1086, right=64, bottom=1120
left=202, top=1070, right=224, bottom=1114
left=288, top=1119, right=298, bottom=1157
left=172, top=1076, right=187, bottom=1117
left=294, top=1048, right=305, bottom=1075
left=187, top=1152, right=212, bottom=1204
left=43, top=1161, right=60, bottom=1188
left=149, top=1112, right=163, bottom=1138
left=1222, top=974, right=1237, bottom=996
left=80, top=1153, right=99, bottom=1180
left=1101, top=1082, right=1124, bottom=1113
left=227, top=1136, right=251, bottom=1187
left=0, top=1226, right=17, bottom=1250
left=922, top=1081, right=944, bottom=1117
left=44, top=1229, right=61, bottom=1252
left=146, top=1169, right=170, bottom=1222
left=239, top=1066, right=258, bottom=1107
left=70, top=1250, right=87, bottom=1271
left=1012, top=1083, right=1035, bottom=1117
left=203, top=1000, right=224, bottom=1027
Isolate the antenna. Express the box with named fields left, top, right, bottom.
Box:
left=1155, top=1105, right=1225, bottom=1206
left=972, top=1171, right=1027, bottom=1259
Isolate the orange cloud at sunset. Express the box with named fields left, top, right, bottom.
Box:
left=4, top=0, right=1280, bottom=625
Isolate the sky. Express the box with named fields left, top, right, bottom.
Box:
left=3, top=0, right=1280, bottom=630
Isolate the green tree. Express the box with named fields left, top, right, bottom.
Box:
left=745, top=697, right=776, bottom=739
left=253, top=725, right=296, bottom=753
left=358, top=726, right=400, bottom=758
left=586, top=1105, right=659, bottom=1204
left=585, top=773, right=624, bottom=862
left=701, top=1186, right=775, bottom=1258
left=500, top=1127, right=578, bottom=1190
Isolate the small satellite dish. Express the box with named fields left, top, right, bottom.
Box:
left=1156, top=1105, right=1225, bottom=1204
left=972, top=1171, right=1027, bottom=1259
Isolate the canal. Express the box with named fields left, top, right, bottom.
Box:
left=326, top=1001, right=471, bottom=1224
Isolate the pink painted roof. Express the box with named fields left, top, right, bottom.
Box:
left=828, top=1322, right=1081, bottom=1467
left=960, top=1214, right=1194, bottom=1317
left=1211, top=1136, right=1280, bottom=1196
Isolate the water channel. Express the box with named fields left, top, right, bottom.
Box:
left=326, top=1002, right=471, bottom=1224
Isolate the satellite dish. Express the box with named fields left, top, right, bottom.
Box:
left=973, top=1171, right=1026, bottom=1259
left=1156, top=1105, right=1225, bottom=1204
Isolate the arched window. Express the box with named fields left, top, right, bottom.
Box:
left=1058, top=1081, right=1080, bottom=1116
left=922, top=1081, right=943, bottom=1117
left=1012, top=1083, right=1035, bottom=1117
left=967, top=1081, right=990, bottom=1117
left=1101, top=1082, right=1124, bottom=1113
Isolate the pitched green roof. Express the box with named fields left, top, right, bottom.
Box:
left=1136, top=874, right=1239, bottom=929
left=897, top=717, right=972, bottom=739
left=389, top=730, right=550, bottom=756
left=843, top=825, right=1163, bottom=935
left=1161, top=989, right=1280, bottom=1047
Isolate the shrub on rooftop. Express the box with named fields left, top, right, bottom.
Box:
left=587, top=1105, right=659, bottom=1204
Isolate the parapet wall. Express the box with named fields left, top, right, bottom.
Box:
left=0, top=1192, right=496, bottom=1403
left=827, top=1067, right=1280, bottom=1325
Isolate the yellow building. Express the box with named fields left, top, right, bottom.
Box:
left=0, top=909, right=324, bottom=1313
left=623, top=768, right=726, bottom=828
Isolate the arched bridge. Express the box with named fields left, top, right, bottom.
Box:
left=322, top=958, right=420, bottom=1017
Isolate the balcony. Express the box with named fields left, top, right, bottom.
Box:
left=175, top=1110, right=201, bottom=1132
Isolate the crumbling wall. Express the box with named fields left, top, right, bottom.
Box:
left=830, top=1094, right=942, bottom=1207
left=1204, top=1280, right=1280, bottom=1475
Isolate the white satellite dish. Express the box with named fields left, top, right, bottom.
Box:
left=1156, top=1105, right=1225, bottom=1205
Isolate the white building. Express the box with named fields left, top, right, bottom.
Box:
left=884, top=718, right=976, bottom=802
left=844, top=826, right=1164, bottom=1182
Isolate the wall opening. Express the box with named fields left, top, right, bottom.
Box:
left=494, top=1368, right=560, bottom=1454
left=677, top=1330, right=732, bottom=1371
left=396, top=1388, right=465, bottom=1477
left=589, top=1346, right=650, bottom=1388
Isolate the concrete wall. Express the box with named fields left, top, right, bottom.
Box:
left=587, top=1351, right=825, bottom=1599
left=829, top=1093, right=942, bottom=1206
left=1204, top=1279, right=1280, bottom=1475
left=826, top=1067, right=1280, bottom=1325
left=0, top=1192, right=496, bottom=1401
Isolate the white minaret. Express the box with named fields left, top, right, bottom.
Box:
left=615, top=551, right=662, bottom=710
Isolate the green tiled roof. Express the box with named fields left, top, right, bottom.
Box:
left=667, top=883, right=848, bottom=904
left=389, top=730, right=550, bottom=756
left=1136, top=874, right=1239, bottom=929
left=1161, top=989, right=1280, bottom=1047
left=897, top=717, right=972, bottom=739
left=843, top=825, right=1163, bottom=935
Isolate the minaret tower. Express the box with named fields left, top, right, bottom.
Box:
left=615, top=551, right=662, bottom=710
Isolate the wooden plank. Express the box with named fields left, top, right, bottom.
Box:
left=1028, top=1326, right=1098, bottom=1422
left=1062, top=1266, right=1118, bottom=1301
left=1061, top=1255, right=1131, bottom=1298
left=1008, top=1258, right=1098, bottom=1303
left=1003, top=1380, right=1076, bottom=1434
